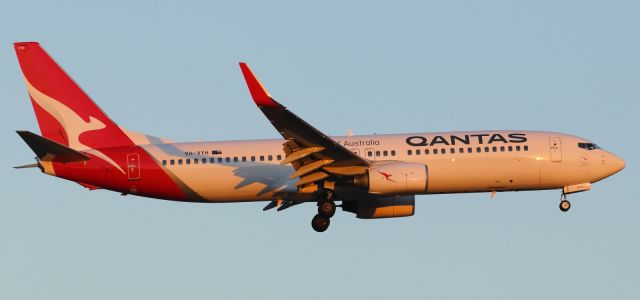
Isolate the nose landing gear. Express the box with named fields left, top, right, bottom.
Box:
left=311, top=188, right=336, bottom=232
left=559, top=193, right=571, bottom=212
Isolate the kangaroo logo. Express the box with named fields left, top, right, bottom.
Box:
left=378, top=171, right=396, bottom=182
left=25, top=78, right=125, bottom=174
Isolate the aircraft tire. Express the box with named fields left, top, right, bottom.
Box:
left=559, top=200, right=571, bottom=212
left=318, top=200, right=336, bottom=218
left=311, top=214, right=330, bottom=232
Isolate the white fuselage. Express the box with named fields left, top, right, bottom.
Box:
left=134, top=130, right=624, bottom=202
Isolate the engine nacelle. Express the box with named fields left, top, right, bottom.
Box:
left=342, top=195, right=415, bottom=219
left=354, top=162, right=428, bottom=195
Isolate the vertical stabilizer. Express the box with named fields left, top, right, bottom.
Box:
left=14, top=42, right=134, bottom=150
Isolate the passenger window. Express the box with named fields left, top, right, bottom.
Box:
left=170, top=159, right=175, bottom=165
left=450, top=148, right=455, bottom=154
left=194, top=158, right=199, bottom=164
left=459, top=148, right=464, bottom=153
left=225, top=157, right=230, bottom=163
left=242, top=156, right=246, bottom=162
left=391, top=150, right=396, bottom=156
left=233, top=157, right=238, bottom=162
left=508, top=146, right=513, bottom=152
left=162, top=160, right=167, bottom=165
left=376, top=151, right=380, bottom=157
left=217, top=157, right=222, bottom=163
left=407, top=150, right=412, bottom=155
left=500, top=146, right=505, bottom=152
left=425, top=149, right=430, bottom=155
left=441, top=148, right=446, bottom=154
left=524, top=145, right=529, bottom=151
left=382, top=150, right=388, bottom=156
left=277, top=155, right=282, bottom=160
left=260, top=156, right=265, bottom=161
left=186, top=159, right=191, bottom=165
left=209, top=158, right=215, bottom=163
left=368, top=151, right=373, bottom=157
left=178, top=159, right=183, bottom=165
left=416, top=149, right=421, bottom=155
left=516, top=146, right=521, bottom=151
left=467, top=147, right=472, bottom=153
left=268, top=155, right=273, bottom=161
left=476, top=147, right=481, bottom=153
left=434, top=149, right=439, bottom=154
left=251, top=156, right=256, bottom=162
left=484, top=147, right=490, bottom=152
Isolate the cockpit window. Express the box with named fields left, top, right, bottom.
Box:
left=578, top=142, right=600, bottom=150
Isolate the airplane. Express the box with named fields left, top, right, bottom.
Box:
left=13, top=42, right=625, bottom=232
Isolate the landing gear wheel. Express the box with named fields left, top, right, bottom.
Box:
left=318, top=200, right=336, bottom=218
left=311, top=214, right=330, bottom=232
left=559, top=200, right=571, bottom=212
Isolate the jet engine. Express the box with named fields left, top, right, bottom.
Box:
left=342, top=195, right=415, bottom=219
left=353, top=162, right=428, bottom=195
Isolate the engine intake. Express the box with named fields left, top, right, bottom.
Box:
left=354, top=162, right=428, bottom=195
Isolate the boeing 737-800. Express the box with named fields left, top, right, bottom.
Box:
left=13, top=42, right=625, bottom=232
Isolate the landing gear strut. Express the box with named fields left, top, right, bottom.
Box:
left=559, top=193, right=571, bottom=212
left=312, top=188, right=336, bottom=232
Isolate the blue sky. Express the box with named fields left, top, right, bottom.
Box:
left=0, top=1, right=638, bottom=299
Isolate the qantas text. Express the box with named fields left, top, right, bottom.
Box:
left=406, top=133, right=527, bottom=147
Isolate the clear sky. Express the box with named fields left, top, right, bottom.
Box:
left=0, top=1, right=638, bottom=299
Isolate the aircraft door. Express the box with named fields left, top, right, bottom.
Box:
left=549, top=137, right=562, bottom=162
left=127, top=153, right=141, bottom=180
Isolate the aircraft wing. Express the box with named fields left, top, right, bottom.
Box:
left=239, top=63, right=369, bottom=187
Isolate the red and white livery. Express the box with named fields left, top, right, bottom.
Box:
left=14, top=42, right=625, bottom=232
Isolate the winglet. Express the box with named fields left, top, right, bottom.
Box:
left=239, top=62, right=280, bottom=108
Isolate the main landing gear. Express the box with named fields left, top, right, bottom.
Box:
left=311, top=189, right=336, bottom=232
left=559, top=192, right=571, bottom=212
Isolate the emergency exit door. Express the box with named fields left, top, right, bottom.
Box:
left=127, top=153, right=140, bottom=180
left=549, top=137, right=562, bottom=162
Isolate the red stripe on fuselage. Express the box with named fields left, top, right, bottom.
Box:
left=51, top=145, right=188, bottom=201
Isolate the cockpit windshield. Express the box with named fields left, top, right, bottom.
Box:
left=578, top=142, right=600, bottom=150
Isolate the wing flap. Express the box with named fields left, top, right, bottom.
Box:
left=290, top=159, right=334, bottom=179
left=296, top=171, right=330, bottom=187
left=280, top=146, right=325, bottom=165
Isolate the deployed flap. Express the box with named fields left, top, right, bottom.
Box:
left=239, top=63, right=368, bottom=186
left=16, top=130, right=90, bottom=162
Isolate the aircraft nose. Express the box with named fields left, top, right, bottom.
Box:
left=608, top=153, right=626, bottom=174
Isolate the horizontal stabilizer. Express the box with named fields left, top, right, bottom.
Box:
left=16, top=130, right=90, bottom=162
left=13, top=163, right=39, bottom=169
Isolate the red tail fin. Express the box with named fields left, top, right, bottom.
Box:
left=14, top=42, right=133, bottom=150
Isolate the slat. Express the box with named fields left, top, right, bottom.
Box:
left=295, top=171, right=329, bottom=186
left=280, top=146, right=324, bottom=165
left=290, top=159, right=334, bottom=179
